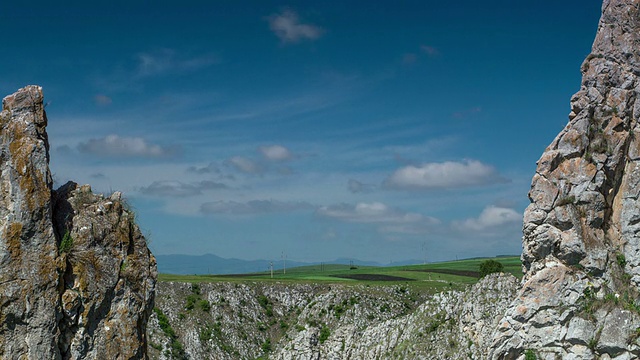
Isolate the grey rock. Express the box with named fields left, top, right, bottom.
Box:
left=0, top=86, right=156, bottom=359
left=490, top=0, right=640, bottom=358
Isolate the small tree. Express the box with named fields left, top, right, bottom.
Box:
left=479, top=259, right=504, bottom=278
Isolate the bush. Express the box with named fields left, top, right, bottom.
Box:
left=319, top=325, right=331, bottom=343
left=199, top=299, right=211, bottom=312
left=59, top=230, right=74, bottom=254
left=524, top=349, right=537, bottom=360
left=479, top=259, right=504, bottom=278
left=261, top=339, right=272, bottom=353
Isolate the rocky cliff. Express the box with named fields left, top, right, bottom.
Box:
left=148, top=274, right=518, bottom=360
left=490, top=0, right=640, bottom=358
left=0, top=86, right=157, bottom=359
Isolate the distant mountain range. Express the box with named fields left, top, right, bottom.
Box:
left=155, top=253, right=425, bottom=275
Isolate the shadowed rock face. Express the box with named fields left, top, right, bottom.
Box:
left=0, top=85, right=157, bottom=359
left=491, top=0, right=640, bottom=358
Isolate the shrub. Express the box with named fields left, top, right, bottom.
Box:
left=524, top=349, right=537, bottom=360
left=617, top=253, right=627, bottom=267
left=59, top=230, right=74, bottom=254
left=479, top=259, right=504, bottom=278
left=153, top=308, right=186, bottom=359
left=186, top=295, right=197, bottom=310
left=199, top=299, right=211, bottom=312
left=261, top=339, right=272, bottom=353
left=319, top=325, right=331, bottom=343
left=191, top=283, right=200, bottom=295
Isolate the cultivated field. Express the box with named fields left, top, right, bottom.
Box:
left=159, top=256, right=522, bottom=294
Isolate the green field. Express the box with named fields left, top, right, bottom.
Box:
left=159, top=256, right=522, bottom=293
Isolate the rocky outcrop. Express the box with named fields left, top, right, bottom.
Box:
left=0, top=86, right=157, bottom=359
left=148, top=273, right=519, bottom=360
left=490, top=0, right=640, bottom=358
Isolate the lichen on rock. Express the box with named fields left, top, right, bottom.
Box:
left=490, top=0, right=640, bottom=358
left=0, top=85, right=157, bottom=359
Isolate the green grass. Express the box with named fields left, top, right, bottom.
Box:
left=158, top=256, right=522, bottom=292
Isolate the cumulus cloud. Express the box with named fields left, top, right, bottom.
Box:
left=384, top=160, right=506, bottom=190
left=139, top=180, right=228, bottom=197
left=452, top=206, right=522, bottom=232
left=201, top=199, right=314, bottom=215
left=268, top=10, right=323, bottom=43
left=226, top=156, right=264, bottom=174
left=259, top=145, right=293, bottom=161
left=347, top=179, right=375, bottom=194
left=77, top=135, right=179, bottom=158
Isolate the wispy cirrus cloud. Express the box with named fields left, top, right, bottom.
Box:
left=268, top=10, right=323, bottom=43
left=384, top=160, right=507, bottom=190
left=201, top=199, right=314, bottom=215
left=136, top=48, right=219, bottom=77
left=347, top=179, right=375, bottom=194
left=420, top=45, right=440, bottom=57
left=226, top=156, right=264, bottom=175
left=94, top=94, right=112, bottom=106
left=77, top=134, right=180, bottom=158
left=139, top=180, right=228, bottom=197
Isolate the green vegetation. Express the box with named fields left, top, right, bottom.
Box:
left=158, top=256, right=522, bottom=294
left=59, top=230, right=74, bottom=254
left=153, top=307, right=186, bottom=359
left=261, top=339, right=272, bottom=353
left=479, top=259, right=504, bottom=278
left=258, top=295, right=274, bottom=316
left=617, top=253, right=627, bottom=267
left=199, top=299, right=211, bottom=312
left=319, top=324, right=331, bottom=343
left=524, top=349, right=537, bottom=360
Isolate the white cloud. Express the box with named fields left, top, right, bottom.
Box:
left=139, top=180, right=228, bottom=197
left=268, top=10, right=323, bottom=43
left=316, top=202, right=439, bottom=232
left=201, top=199, right=314, bottom=215
left=452, top=206, right=522, bottom=232
left=384, top=160, right=505, bottom=190
left=259, top=145, right=292, bottom=161
left=77, top=135, right=179, bottom=158
left=226, top=156, right=263, bottom=174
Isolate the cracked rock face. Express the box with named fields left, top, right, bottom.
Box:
left=0, top=86, right=157, bottom=359
left=490, top=1, right=640, bottom=358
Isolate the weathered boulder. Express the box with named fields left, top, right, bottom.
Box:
left=491, top=0, right=640, bottom=358
left=0, top=86, right=157, bottom=359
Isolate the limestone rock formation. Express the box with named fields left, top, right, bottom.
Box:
left=0, top=86, right=157, bottom=359
left=491, top=0, right=640, bottom=358
left=147, top=274, right=518, bottom=360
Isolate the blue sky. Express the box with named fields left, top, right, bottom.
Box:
left=2, top=1, right=602, bottom=263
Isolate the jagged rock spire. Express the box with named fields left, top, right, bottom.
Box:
left=0, top=86, right=156, bottom=359
left=491, top=1, right=640, bottom=358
